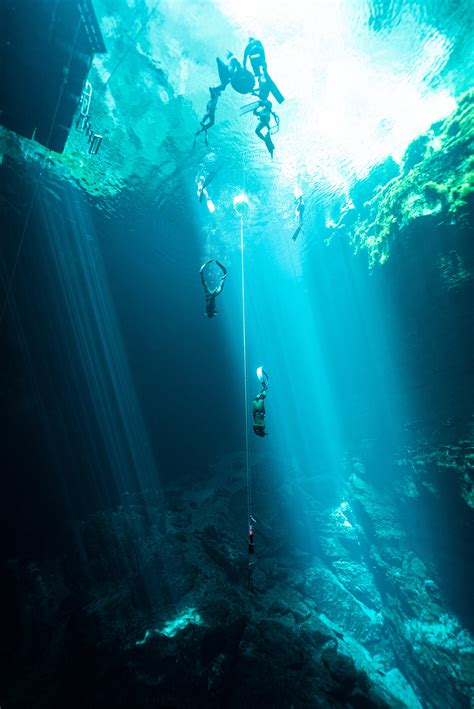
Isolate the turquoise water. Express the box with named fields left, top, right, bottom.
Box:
left=0, top=1, right=473, bottom=706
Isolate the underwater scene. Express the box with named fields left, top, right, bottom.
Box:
left=1, top=0, right=473, bottom=706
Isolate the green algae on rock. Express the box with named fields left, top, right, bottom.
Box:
left=340, top=90, right=474, bottom=267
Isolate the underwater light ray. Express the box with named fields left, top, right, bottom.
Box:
left=37, top=183, right=160, bottom=497
left=38, top=193, right=129, bottom=491
left=235, top=246, right=349, bottom=485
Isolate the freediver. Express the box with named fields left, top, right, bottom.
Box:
left=215, top=51, right=255, bottom=95
left=292, top=194, right=305, bottom=241
left=253, top=99, right=275, bottom=158
left=194, top=86, right=221, bottom=146
left=200, top=260, right=227, bottom=318
left=196, top=175, right=216, bottom=213
left=226, top=51, right=243, bottom=79
left=252, top=367, right=269, bottom=436
left=243, top=38, right=267, bottom=80
left=243, top=37, right=284, bottom=104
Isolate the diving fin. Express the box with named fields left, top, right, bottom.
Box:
left=257, top=366, right=269, bottom=388
left=216, top=57, right=230, bottom=88
left=264, top=72, right=284, bottom=104
left=292, top=225, right=303, bottom=241
left=264, top=133, right=275, bottom=158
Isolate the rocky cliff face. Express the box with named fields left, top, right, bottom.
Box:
left=338, top=90, right=474, bottom=269
left=2, top=434, right=473, bottom=707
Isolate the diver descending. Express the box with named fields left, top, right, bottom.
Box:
left=292, top=193, right=305, bottom=241
left=254, top=99, right=276, bottom=158
left=200, top=260, right=227, bottom=318
left=196, top=175, right=216, bottom=213
left=252, top=367, right=269, bottom=436
left=194, top=86, right=222, bottom=146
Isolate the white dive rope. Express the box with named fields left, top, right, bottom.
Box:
left=239, top=208, right=252, bottom=524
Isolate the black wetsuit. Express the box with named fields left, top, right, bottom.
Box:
left=243, top=39, right=267, bottom=78
left=195, top=88, right=221, bottom=142
left=254, top=100, right=275, bottom=156
left=252, top=386, right=268, bottom=436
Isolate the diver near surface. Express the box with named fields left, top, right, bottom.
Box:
left=216, top=51, right=255, bottom=95
left=243, top=37, right=284, bottom=104
left=254, top=99, right=276, bottom=158
left=243, top=38, right=267, bottom=79
left=216, top=52, right=243, bottom=91
left=252, top=367, right=269, bottom=436
left=194, top=86, right=221, bottom=146
left=198, top=40, right=283, bottom=147
left=200, top=260, right=227, bottom=318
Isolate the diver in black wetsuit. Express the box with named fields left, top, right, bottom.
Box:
left=194, top=86, right=221, bottom=146
left=292, top=194, right=305, bottom=241
left=243, top=38, right=267, bottom=79
left=243, top=38, right=285, bottom=104
left=196, top=175, right=216, bottom=213
left=200, top=260, right=227, bottom=318
left=254, top=99, right=275, bottom=158
left=216, top=52, right=255, bottom=95
left=252, top=371, right=269, bottom=436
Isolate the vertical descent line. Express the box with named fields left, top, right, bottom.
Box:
left=240, top=212, right=251, bottom=523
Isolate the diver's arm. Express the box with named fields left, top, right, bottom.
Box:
left=200, top=262, right=210, bottom=291
left=216, top=261, right=227, bottom=278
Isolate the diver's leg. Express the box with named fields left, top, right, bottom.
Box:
left=201, top=113, right=211, bottom=129
left=255, top=122, right=265, bottom=141
left=264, top=129, right=274, bottom=157
left=216, top=57, right=230, bottom=90
left=250, top=56, right=261, bottom=77
left=196, top=113, right=210, bottom=140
